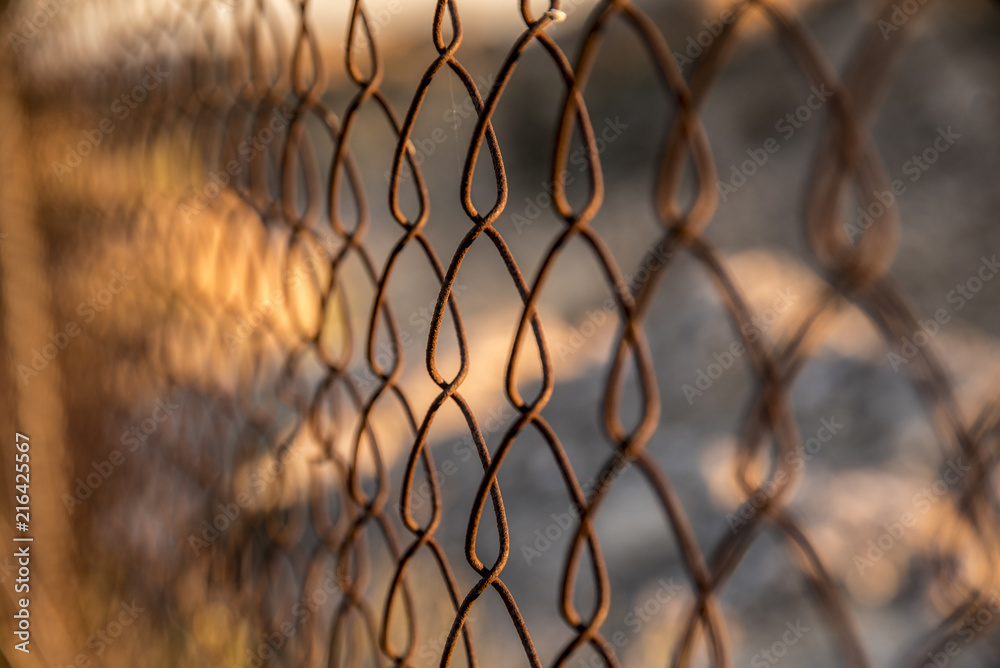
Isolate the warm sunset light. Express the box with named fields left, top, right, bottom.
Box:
left=1, top=1, right=998, bottom=667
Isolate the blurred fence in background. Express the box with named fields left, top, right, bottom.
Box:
left=1, top=0, right=1000, bottom=667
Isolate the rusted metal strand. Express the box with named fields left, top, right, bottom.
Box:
left=27, top=0, right=1000, bottom=666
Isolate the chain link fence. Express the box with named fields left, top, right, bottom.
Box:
left=1, top=0, right=1000, bottom=666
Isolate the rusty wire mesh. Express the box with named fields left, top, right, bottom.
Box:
left=2, top=0, right=1000, bottom=667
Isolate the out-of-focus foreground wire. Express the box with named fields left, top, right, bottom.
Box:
left=0, top=0, right=998, bottom=667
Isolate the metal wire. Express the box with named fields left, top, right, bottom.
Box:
left=3, top=0, right=1000, bottom=666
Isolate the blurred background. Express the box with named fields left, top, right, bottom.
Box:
left=1, top=0, right=999, bottom=666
